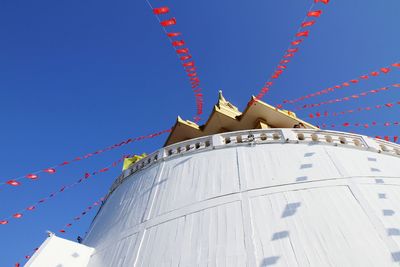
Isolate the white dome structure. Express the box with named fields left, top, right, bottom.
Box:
left=82, top=128, right=400, bottom=266
left=25, top=94, right=400, bottom=266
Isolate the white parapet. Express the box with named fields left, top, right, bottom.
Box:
left=25, top=234, right=94, bottom=267
left=83, top=129, right=400, bottom=266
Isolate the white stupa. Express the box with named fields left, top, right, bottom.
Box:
left=25, top=92, right=400, bottom=266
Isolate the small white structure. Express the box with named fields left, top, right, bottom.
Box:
left=24, top=233, right=94, bottom=267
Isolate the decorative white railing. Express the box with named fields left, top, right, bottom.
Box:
left=107, top=128, right=400, bottom=196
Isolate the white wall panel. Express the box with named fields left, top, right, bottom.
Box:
left=84, top=165, right=160, bottom=247
left=149, top=148, right=240, bottom=218
left=250, top=186, right=394, bottom=267
left=136, top=201, right=247, bottom=267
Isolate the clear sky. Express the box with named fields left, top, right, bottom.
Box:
left=0, top=0, right=399, bottom=265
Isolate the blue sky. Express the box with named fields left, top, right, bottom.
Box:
left=0, top=0, right=399, bottom=265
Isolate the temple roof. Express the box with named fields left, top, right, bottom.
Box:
left=164, top=91, right=317, bottom=146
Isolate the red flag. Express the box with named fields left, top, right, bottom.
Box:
left=26, top=206, right=36, bottom=211
left=360, top=75, right=369, bottom=79
left=26, top=174, right=38, bottom=180
left=160, top=18, right=176, bottom=27
left=280, top=59, right=290, bottom=64
left=7, top=180, right=21, bottom=186
left=316, top=112, right=321, bottom=117
left=176, top=48, right=188, bottom=54
left=307, top=10, right=322, bottom=17
left=380, top=67, right=390, bottom=73
left=315, top=0, right=330, bottom=3
left=296, top=31, right=309, bottom=37
left=43, top=168, right=56, bottom=174
left=385, top=103, right=394, bottom=107
left=180, top=55, right=192, bottom=61
left=15, top=263, right=20, bottom=267
left=13, top=213, right=23, bottom=219
left=291, top=40, right=303, bottom=45
left=153, top=7, right=169, bottom=15
left=188, top=72, right=197, bottom=77
left=301, top=21, right=316, bottom=28
left=392, top=63, right=400, bottom=67
left=59, top=229, right=66, bottom=233
left=278, top=65, right=287, bottom=69
left=0, top=220, right=8, bottom=225
left=287, top=48, right=299, bottom=53
left=284, top=53, right=294, bottom=58
left=183, top=61, right=194, bottom=67
left=384, top=136, right=390, bottom=141
left=85, top=173, right=91, bottom=179
left=343, top=123, right=350, bottom=127
left=394, top=136, right=399, bottom=143
left=172, top=40, right=185, bottom=47
left=167, top=32, right=181, bottom=37
left=186, top=67, right=196, bottom=72
left=370, top=71, right=379, bottom=76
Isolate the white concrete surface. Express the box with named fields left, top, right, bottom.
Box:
left=78, top=129, right=400, bottom=266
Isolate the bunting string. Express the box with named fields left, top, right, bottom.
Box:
left=375, top=136, right=400, bottom=143
left=0, top=154, right=129, bottom=226
left=308, top=99, right=400, bottom=119
left=146, top=1, right=204, bottom=122
left=14, top=196, right=104, bottom=267
left=295, top=83, right=400, bottom=110
left=281, top=62, right=400, bottom=106
left=253, top=0, right=330, bottom=102
left=319, top=120, right=400, bottom=129
left=1, top=129, right=171, bottom=188
left=58, top=197, right=104, bottom=234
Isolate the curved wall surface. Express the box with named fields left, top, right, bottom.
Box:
left=84, top=129, right=400, bottom=266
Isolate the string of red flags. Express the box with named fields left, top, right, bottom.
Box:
left=319, top=120, right=400, bottom=129
left=375, top=136, right=400, bottom=143
left=308, top=99, right=400, bottom=119
left=1, top=129, right=171, bottom=188
left=295, top=83, right=400, bottom=110
left=0, top=154, right=129, bottom=226
left=14, top=197, right=104, bottom=267
left=282, top=62, right=400, bottom=105
left=146, top=1, right=204, bottom=122
left=58, top=197, right=104, bottom=234
left=252, top=0, right=330, bottom=102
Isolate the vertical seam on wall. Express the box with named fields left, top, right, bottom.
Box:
left=236, top=146, right=257, bottom=266
left=132, top=160, right=166, bottom=267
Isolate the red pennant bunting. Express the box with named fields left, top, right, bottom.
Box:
left=307, top=10, right=322, bottom=17
left=291, top=40, right=303, bottom=46
left=172, top=40, right=185, bottom=47
left=43, top=168, right=56, bottom=174
left=296, top=30, right=309, bottom=37
left=180, top=55, right=192, bottom=61
left=160, top=18, right=176, bottom=27
left=301, top=21, right=316, bottom=28
left=153, top=7, right=170, bottom=15
left=25, top=174, right=38, bottom=180
left=176, top=48, right=189, bottom=54
left=0, top=220, right=8, bottom=225
left=281, top=62, right=400, bottom=106
left=167, top=32, right=181, bottom=37
left=13, top=213, right=23, bottom=219
left=183, top=61, right=194, bottom=67
left=7, top=180, right=21, bottom=186
left=315, top=0, right=329, bottom=3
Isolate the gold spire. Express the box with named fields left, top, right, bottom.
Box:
left=164, top=91, right=317, bottom=146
